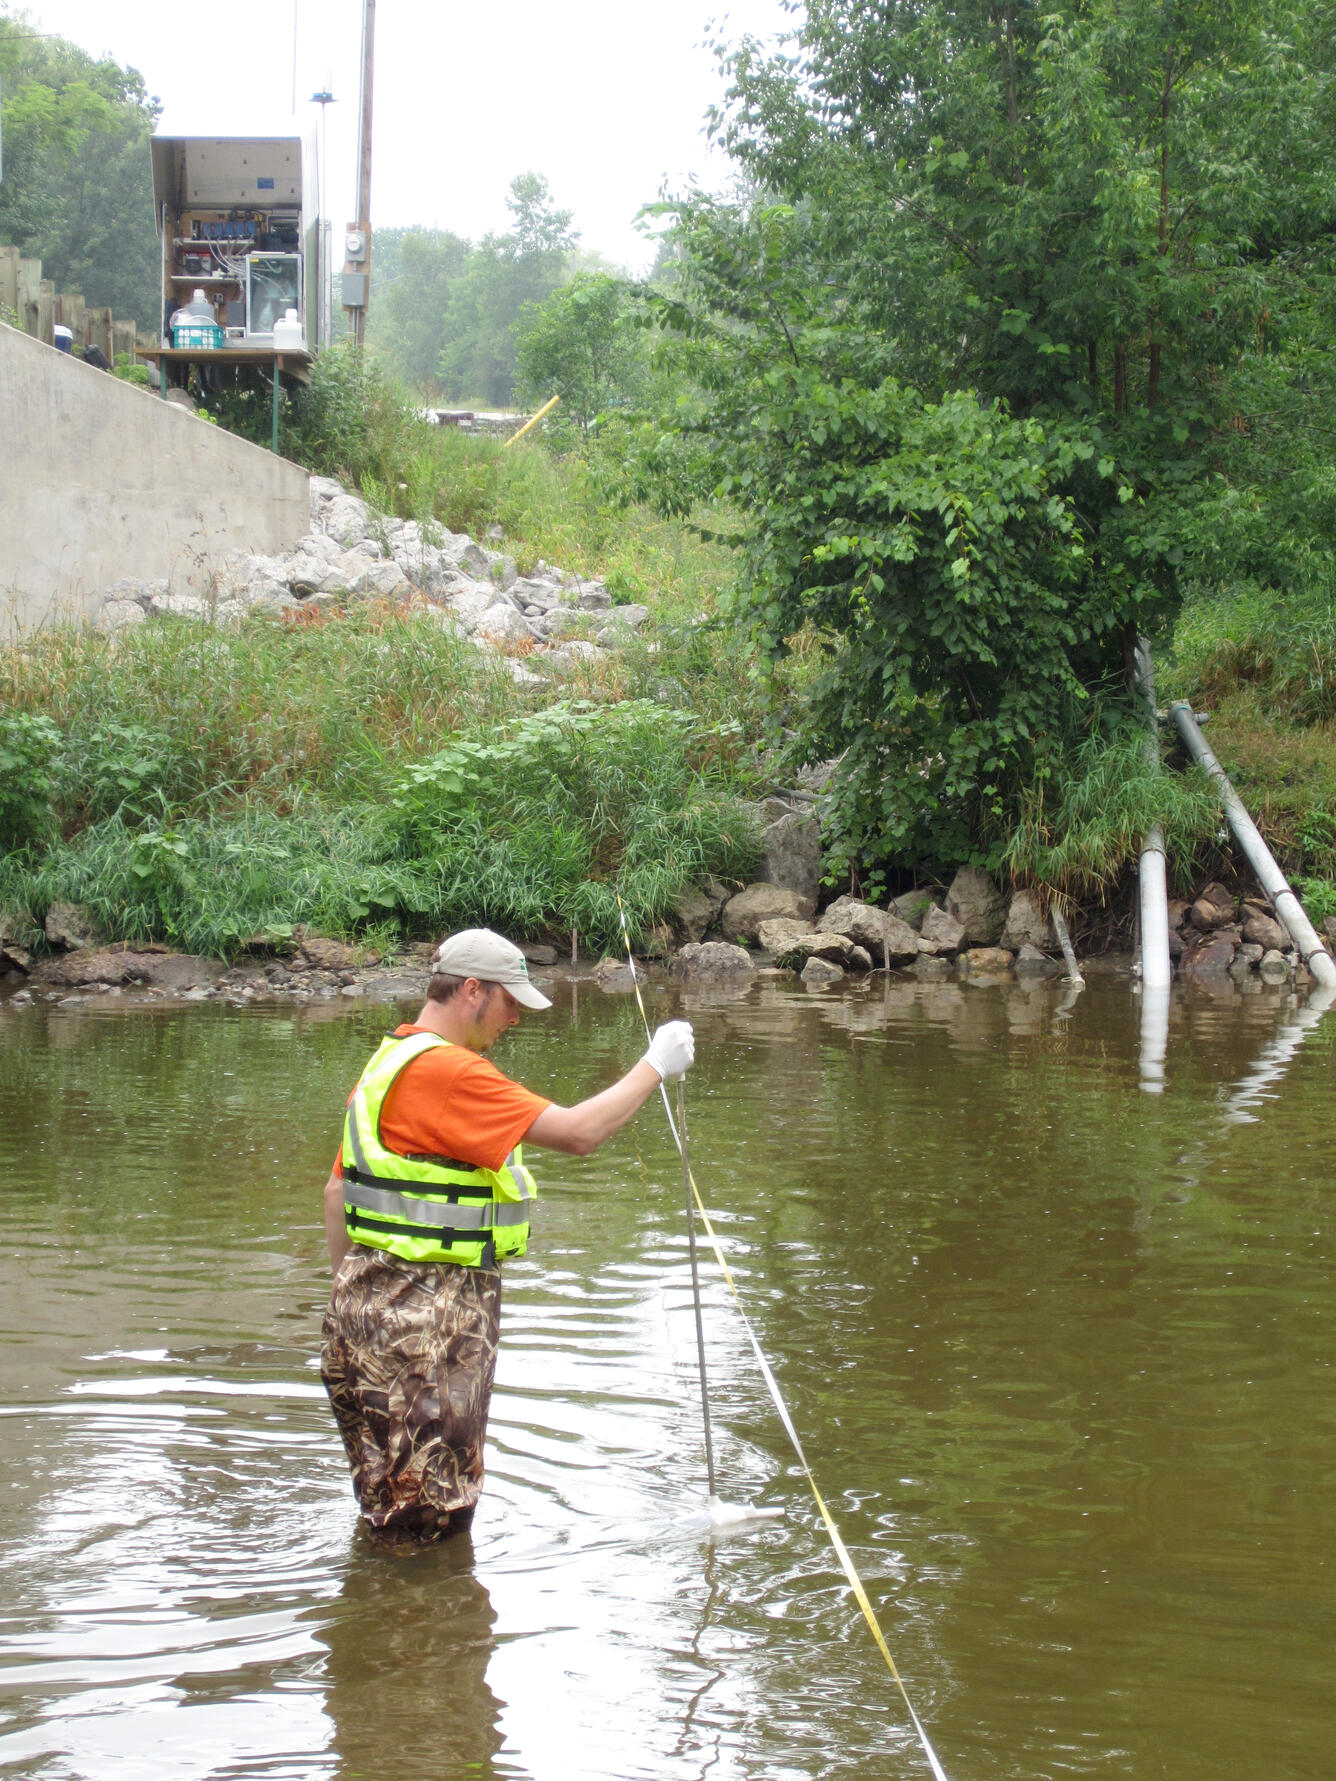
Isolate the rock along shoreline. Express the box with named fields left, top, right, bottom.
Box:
left=4, top=860, right=1329, bottom=1014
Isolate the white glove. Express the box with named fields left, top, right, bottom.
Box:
left=642, top=1020, right=694, bottom=1081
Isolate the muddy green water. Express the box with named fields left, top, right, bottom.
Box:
left=0, top=974, right=1332, bottom=1780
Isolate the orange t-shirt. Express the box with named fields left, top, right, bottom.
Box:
left=333, top=1024, right=551, bottom=1177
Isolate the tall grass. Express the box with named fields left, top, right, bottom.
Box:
left=1166, top=580, right=1336, bottom=727
left=0, top=608, right=762, bottom=957
left=1, top=606, right=526, bottom=814
left=1002, top=723, right=1223, bottom=900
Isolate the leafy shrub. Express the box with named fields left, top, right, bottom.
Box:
left=112, top=353, right=151, bottom=387
left=392, top=700, right=759, bottom=947
left=0, top=805, right=416, bottom=957
left=284, top=343, right=424, bottom=486
left=58, top=720, right=185, bottom=823
left=0, top=712, right=60, bottom=850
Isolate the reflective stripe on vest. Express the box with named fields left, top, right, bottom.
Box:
left=341, top=1030, right=537, bottom=1267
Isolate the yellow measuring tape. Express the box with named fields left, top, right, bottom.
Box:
left=614, top=896, right=951, bottom=1781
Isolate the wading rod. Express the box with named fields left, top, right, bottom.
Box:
left=1169, top=701, right=1336, bottom=990
left=677, top=1076, right=717, bottom=1500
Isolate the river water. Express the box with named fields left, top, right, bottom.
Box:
left=0, top=973, right=1332, bottom=1780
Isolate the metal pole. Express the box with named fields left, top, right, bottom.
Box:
left=1133, top=640, right=1173, bottom=992
left=310, top=90, right=334, bottom=350
left=1169, top=700, right=1336, bottom=988
left=503, top=393, right=561, bottom=447
left=353, top=0, right=375, bottom=350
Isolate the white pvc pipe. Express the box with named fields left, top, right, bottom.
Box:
left=1169, top=701, right=1336, bottom=989
left=1138, top=983, right=1170, bottom=1095
left=1134, top=642, right=1173, bottom=992
left=1050, top=905, right=1084, bottom=986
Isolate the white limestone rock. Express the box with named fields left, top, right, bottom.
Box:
left=596, top=604, right=651, bottom=641
left=544, top=640, right=608, bottom=672
left=445, top=586, right=499, bottom=632
left=722, top=882, right=816, bottom=940
left=243, top=574, right=295, bottom=607
left=321, top=493, right=371, bottom=546
left=292, top=531, right=342, bottom=564
left=150, top=591, right=211, bottom=619
left=460, top=541, right=495, bottom=577
left=920, top=904, right=966, bottom=954
left=945, top=867, right=1007, bottom=946
left=673, top=941, right=756, bottom=982
left=540, top=607, right=596, bottom=640
left=474, top=602, right=536, bottom=647
left=817, top=895, right=921, bottom=961
left=510, top=576, right=564, bottom=611
left=95, top=598, right=147, bottom=631
left=286, top=555, right=328, bottom=594
left=361, top=559, right=410, bottom=599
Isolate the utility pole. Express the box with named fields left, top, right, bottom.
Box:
left=342, top=0, right=375, bottom=346
left=310, top=89, right=335, bottom=349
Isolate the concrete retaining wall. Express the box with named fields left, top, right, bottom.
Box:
left=0, top=321, right=309, bottom=639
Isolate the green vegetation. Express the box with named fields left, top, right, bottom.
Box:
left=7, top=3, right=1336, bottom=935
left=514, top=273, right=650, bottom=433
left=1160, top=581, right=1336, bottom=901
left=642, top=0, right=1336, bottom=894
left=1002, top=723, right=1221, bottom=902
left=0, top=512, right=763, bottom=959
left=0, top=11, right=160, bottom=328
left=270, top=345, right=733, bottom=625
left=367, top=175, right=579, bottom=405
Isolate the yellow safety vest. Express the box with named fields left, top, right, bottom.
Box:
left=341, top=1030, right=537, bottom=1267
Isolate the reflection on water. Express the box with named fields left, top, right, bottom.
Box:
left=0, top=977, right=1334, bottom=1779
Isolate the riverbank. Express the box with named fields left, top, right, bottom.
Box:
left=7, top=855, right=1332, bottom=1015
left=5, top=425, right=1336, bottom=984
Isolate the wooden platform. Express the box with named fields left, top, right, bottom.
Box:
left=135, top=345, right=313, bottom=451
left=136, top=345, right=312, bottom=381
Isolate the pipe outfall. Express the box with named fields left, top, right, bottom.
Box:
left=1169, top=701, right=1336, bottom=991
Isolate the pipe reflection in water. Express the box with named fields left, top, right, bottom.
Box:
left=1221, top=983, right=1336, bottom=1125
left=1138, top=984, right=1171, bottom=1094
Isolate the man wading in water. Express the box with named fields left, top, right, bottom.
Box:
left=321, top=927, right=694, bottom=1538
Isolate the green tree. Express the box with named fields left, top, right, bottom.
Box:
left=437, top=173, right=578, bottom=405
left=0, top=12, right=161, bottom=326
left=366, top=226, right=471, bottom=392
left=514, top=273, right=646, bottom=431
left=654, top=0, right=1336, bottom=876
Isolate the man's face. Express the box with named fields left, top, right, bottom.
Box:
left=469, top=981, right=523, bottom=1052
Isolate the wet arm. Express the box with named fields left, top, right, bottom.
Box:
left=324, top=1169, right=352, bottom=1272
left=524, top=1059, right=663, bottom=1157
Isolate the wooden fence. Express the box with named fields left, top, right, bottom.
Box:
left=0, top=242, right=152, bottom=362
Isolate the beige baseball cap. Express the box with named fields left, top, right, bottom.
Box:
left=429, top=928, right=552, bottom=1009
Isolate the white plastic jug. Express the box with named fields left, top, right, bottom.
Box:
left=272, top=308, right=306, bottom=351
left=170, top=288, right=214, bottom=327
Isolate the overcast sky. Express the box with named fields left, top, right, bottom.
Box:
left=20, top=0, right=797, bottom=270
